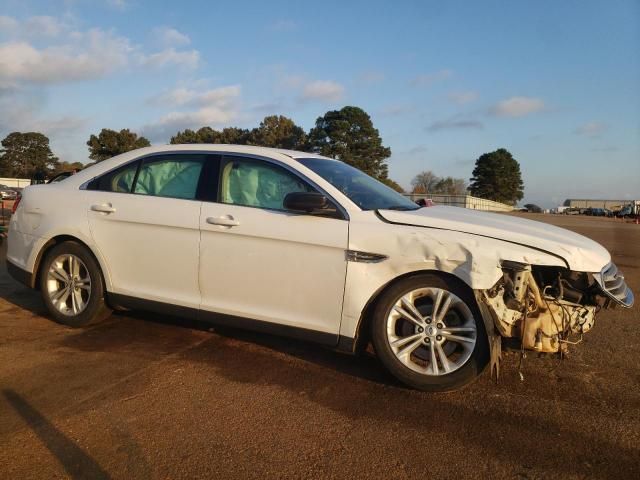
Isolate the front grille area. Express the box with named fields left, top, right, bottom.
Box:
left=595, top=263, right=634, bottom=308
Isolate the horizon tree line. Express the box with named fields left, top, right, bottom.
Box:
left=0, top=105, right=524, bottom=204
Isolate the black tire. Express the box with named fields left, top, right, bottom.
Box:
left=39, top=241, right=112, bottom=327
left=371, top=273, right=489, bottom=392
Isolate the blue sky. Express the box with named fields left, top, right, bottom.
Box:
left=0, top=0, right=638, bottom=206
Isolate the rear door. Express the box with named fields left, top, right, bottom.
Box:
left=198, top=154, right=349, bottom=339
left=86, top=153, right=208, bottom=308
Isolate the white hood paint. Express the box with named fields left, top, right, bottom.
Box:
left=377, top=206, right=610, bottom=273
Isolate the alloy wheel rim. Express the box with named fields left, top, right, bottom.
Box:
left=386, top=287, right=477, bottom=376
left=46, top=254, right=92, bottom=316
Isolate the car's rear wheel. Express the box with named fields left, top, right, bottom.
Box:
left=371, top=273, right=489, bottom=392
left=40, top=241, right=112, bottom=327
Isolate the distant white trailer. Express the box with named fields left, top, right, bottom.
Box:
left=0, top=178, right=30, bottom=188
left=405, top=194, right=514, bottom=212
left=554, top=206, right=569, bottom=214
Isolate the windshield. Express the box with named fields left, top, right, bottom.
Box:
left=298, top=158, right=419, bottom=211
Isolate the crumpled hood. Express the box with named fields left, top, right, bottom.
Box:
left=378, top=206, right=610, bottom=272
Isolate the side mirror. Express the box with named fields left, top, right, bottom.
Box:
left=284, top=192, right=333, bottom=214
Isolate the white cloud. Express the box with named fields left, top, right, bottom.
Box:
left=153, top=26, right=190, bottom=46
left=149, top=85, right=241, bottom=108
left=29, top=115, right=88, bottom=135
left=140, top=48, right=199, bottom=69
left=155, top=107, right=237, bottom=129
left=0, top=17, right=203, bottom=87
left=490, top=96, right=545, bottom=117
left=0, top=29, right=132, bottom=85
left=409, top=69, right=452, bottom=87
left=0, top=93, right=87, bottom=137
left=448, top=91, right=478, bottom=105
left=575, top=121, right=607, bottom=137
left=149, top=87, right=196, bottom=106
left=300, top=80, right=345, bottom=102
left=0, top=15, right=19, bottom=33
left=427, top=118, right=484, bottom=131
left=143, top=84, right=242, bottom=141
left=25, top=16, right=64, bottom=37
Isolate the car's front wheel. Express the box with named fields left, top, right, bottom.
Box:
left=39, top=241, right=112, bottom=327
left=371, top=273, right=489, bottom=392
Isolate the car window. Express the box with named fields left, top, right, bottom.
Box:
left=134, top=154, right=206, bottom=200
left=219, top=157, right=314, bottom=210
left=298, top=158, right=419, bottom=211
left=90, top=161, right=139, bottom=193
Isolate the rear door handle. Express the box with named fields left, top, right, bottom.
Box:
left=90, top=203, right=116, bottom=214
left=206, top=215, right=239, bottom=227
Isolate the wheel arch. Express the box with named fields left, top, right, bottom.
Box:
left=348, top=269, right=486, bottom=355
left=32, top=235, right=110, bottom=291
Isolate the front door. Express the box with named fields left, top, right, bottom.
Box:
left=198, top=155, right=349, bottom=338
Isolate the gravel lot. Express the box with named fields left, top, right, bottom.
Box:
left=1, top=213, right=638, bottom=479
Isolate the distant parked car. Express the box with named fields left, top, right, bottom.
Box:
left=0, top=185, right=18, bottom=200
left=614, top=206, right=634, bottom=218
left=585, top=208, right=607, bottom=217
left=564, top=208, right=580, bottom=215
left=415, top=198, right=434, bottom=207
left=524, top=203, right=543, bottom=213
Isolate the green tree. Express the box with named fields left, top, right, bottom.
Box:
left=169, top=128, right=202, bottom=143
left=306, top=106, right=391, bottom=179
left=52, top=161, right=85, bottom=176
left=469, top=148, right=524, bottom=204
left=87, top=128, right=150, bottom=162
left=433, top=177, right=468, bottom=195
left=217, top=127, right=251, bottom=144
left=170, top=126, right=251, bottom=145
left=248, top=115, right=306, bottom=149
left=0, top=132, right=59, bottom=178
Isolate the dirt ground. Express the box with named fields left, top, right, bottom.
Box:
left=0, top=213, right=638, bottom=479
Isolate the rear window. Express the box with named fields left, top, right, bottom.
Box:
left=87, top=154, right=207, bottom=199
left=89, top=162, right=138, bottom=193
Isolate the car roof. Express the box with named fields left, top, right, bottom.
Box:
left=60, top=144, right=335, bottom=189
left=114, top=144, right=330, bottom=160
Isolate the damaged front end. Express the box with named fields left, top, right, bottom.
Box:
left=482, top=261, right=634, bottom=355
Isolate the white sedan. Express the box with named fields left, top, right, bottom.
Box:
left=7, top=145, right=633, bottom=391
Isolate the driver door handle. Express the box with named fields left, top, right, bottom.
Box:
left=206, top=215, right=239, bottom=227
left=90, top=203, right=116, bottom=214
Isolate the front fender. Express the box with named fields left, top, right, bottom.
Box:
left=339, top=217, right=565, bottom=341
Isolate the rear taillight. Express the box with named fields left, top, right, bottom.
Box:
left=12, top=194, right=21, bottom=214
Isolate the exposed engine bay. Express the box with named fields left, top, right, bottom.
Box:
left=482, top=261, right=611, bottom=354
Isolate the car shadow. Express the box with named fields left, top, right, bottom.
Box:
left=103, top=308, right=400, bottom=388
